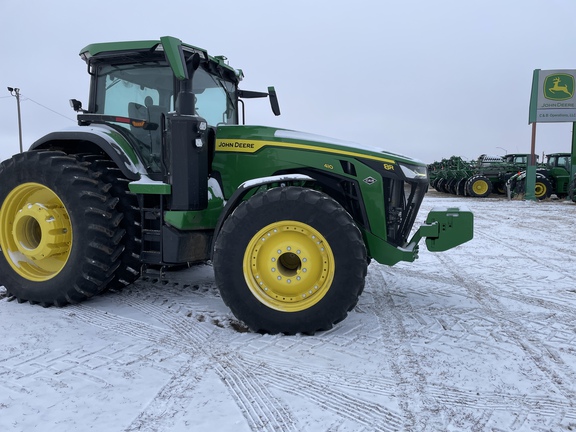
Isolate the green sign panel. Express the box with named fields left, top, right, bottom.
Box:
left=529, top=69, right=576, bottom=123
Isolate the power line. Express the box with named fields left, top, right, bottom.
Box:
left=22, top=96, right=76, bottom=122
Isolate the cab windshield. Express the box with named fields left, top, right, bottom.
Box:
left=94, top=61, right=237, bottom=171
left=553, top=155, right=570, bottom=170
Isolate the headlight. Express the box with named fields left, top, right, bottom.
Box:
left=399, top=163, right=428, bottom=179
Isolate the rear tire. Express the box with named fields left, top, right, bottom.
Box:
left=466, top=175, right=492, bottom=197
left=0, top=151, right=124, bottom=306
left=77, top=155, right=142, bottom=290
left=213, top=187, right=367, bottom=334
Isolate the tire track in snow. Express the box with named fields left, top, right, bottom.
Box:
left=212, top=359, right=298, bottom=432
left=248, top=356, right=397, bottom=399
left=60, top=297, right=238, bottom=432
left=366, top=263, right=576, bottom=430
left=364, top=265, right=437, bottom=431
left=116, top=294, right=214, bottom=346
left=498, top=292, right=576, bottom=318
left=0, top=303, right=195, bottom=403
left=120, top=286, right=405, bottom=431
left=375, top=265, right=463, bottom=290
left=368, top=255, right=576, bottom=425
left=53, top=294, right=297, bottom=432
left=109, top=293, right=289, bottom=431
left=118, top=291, right=299, bottom=432
left=383, top=262, right=576, bottom=321
left=124, top=362, right=204, bottom=432
left=422, top=384, right=573, bottom=415
left=239, top=356, right=403, bottom=432
left=437, top=253, right=576, bottom=403
left=57, top=304, right=189, bottom=352
left=475, top=228, right=574, bottom=280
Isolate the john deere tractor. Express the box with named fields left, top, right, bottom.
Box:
left=0, top=36, right=473, bottom=334
left=429, top=154, right=534, bottom=197
left=507, top=153, right=572, bottom=200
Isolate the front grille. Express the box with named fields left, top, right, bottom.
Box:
left=384, top=178, right=427, bottom=247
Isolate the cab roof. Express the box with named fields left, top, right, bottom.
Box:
left=79, top=36, right=243, bottom=81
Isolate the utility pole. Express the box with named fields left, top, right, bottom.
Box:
left=7, top=87, right=23, bottom=153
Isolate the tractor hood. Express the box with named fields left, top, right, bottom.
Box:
left=274, top=129, right=425, bottom=165
left=215, top=125, right=427, bottom=173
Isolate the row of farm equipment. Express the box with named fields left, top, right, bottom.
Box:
left=428, top=153, right=574, bottom=200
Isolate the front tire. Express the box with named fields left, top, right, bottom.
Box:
left=213, top=187, right=367, bottom=334
left=535, top=176, right=553, bottom=200
left=0, top=151, right=124, bottom=306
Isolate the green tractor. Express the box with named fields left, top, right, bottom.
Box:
left=507, top=153, right=572, bottom=200
left=429, top=153, right=533, bottom=198
left=0, top=36, right=473, bottom=334
left=469, top=153, right=535, bottom=196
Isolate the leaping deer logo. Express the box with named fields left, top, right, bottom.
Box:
left=548, top=77, right=573, bottom=97
left=544, top=74, right=575, bottom=101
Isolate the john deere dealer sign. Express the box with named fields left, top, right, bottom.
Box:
left=529, top=69, right=576, bottom=123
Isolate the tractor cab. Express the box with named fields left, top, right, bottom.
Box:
left=73, top=36, right=278, bottom=178
left=73, top=37, right=242, bottom=175
left=546, top=153, right=571, bottom=171
left=502, top=154, right=535, bottom=166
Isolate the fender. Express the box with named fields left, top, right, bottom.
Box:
left=210, top=174, right=315, bottom=259
left=29, top=125, right=147, bottom=180
left=512, top=171, right=549, bottom=182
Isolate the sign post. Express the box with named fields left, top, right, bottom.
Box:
left=525, top=122, right=537, bottom=200
left=572, top=125, right=576, bottom=200
left=528, top=69, right=576, bottom=200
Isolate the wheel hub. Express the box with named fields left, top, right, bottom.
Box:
left=0, top=183, right=72, bottom=281
left=244, top=221, right=334, bottom=312
left=473, top=180, right=488, bottom=194
left=12, top=203, right=71, bottom=261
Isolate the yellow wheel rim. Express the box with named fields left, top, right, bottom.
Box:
left=535, top=182, right=547, bottom=198
left=472, top=179, right=489, bottom=195
left=0, top=182, right=72, bottom=281
left=243, top=221, right=335, bottom=312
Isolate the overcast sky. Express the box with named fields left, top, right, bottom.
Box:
left=1, top=0, right=575, bottom=164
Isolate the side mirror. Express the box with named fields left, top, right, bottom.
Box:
left=69, top=99, right=84, bottom=112
left=268, top=86, right=281, bottom=116
left=237, top=87, right=281, bottom=117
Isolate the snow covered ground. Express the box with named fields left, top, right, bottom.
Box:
left=1, top=191, right=575, bottom=432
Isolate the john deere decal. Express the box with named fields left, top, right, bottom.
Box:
left=544, top=74, right=574, bottom=101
